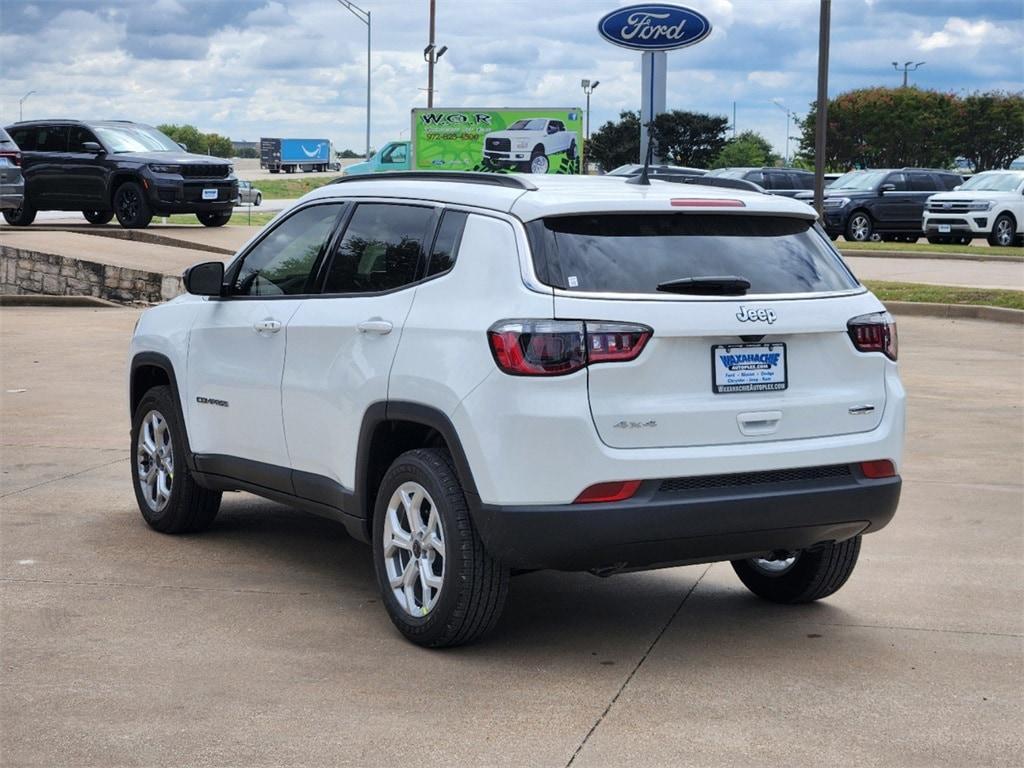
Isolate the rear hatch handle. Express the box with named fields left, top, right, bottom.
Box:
left=737, top=411, right=782, bottom=436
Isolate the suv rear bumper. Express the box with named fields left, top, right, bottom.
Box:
left=473, top=470, right=900, bottom=571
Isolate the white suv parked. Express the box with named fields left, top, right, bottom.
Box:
left=129, top=172, right=904, bottom=647
left=923, top=169, right=1024, bottom=247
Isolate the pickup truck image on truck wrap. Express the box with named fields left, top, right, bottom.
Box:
left=483, top=118, right=577, bottom=174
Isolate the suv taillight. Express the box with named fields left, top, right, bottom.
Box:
left=847, top=312, right=897, bottom=361
left=487, top=320, right=652, bottom=376
left=0, top=150, right=20, bottom=167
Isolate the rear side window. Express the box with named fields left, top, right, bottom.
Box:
left=909, top=172, right=937, bottom=191
left=427, top=211, right=468, bottom=277
left=32, top=126, right=67, bottom=152
left=527, top=214, right=858, bottom=296
left=941, top=174, right=963, bottom=190
left=322, top=203, right=433, bottom=293
left=10, top=128, right=35, bottom=150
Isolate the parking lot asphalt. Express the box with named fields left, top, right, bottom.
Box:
left=1, top=307, right=1021, bottom=767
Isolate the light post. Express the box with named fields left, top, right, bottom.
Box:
left=892, top=61, right=925, bottom=88
left=19, top=90, right=36, bottom=122
left=581, top=79, right=599, bottom=173
left=424, top=0, right=447, bottom=108
left=337, top=1, right=371, bottom=161
left=771, top=98, right=797, bottom=165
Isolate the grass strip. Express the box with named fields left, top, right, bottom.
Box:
left=864, top=280, right=1024, bottom=310
left=841, top=240, right=1022, bottom=258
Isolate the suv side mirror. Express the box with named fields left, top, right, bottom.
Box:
left=953, top=184, right=961, bottom=191
left=880, top=183, right=896, bottom=193
left=183, top=261, right=224, bottom=297
left=178, top=142, right=188, bottom=152
left=81, top=141, right=104, bottom=154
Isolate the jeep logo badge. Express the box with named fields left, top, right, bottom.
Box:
left=597, top=4, right=713, bottom=51
left=736, top=306, right=777, bottom=324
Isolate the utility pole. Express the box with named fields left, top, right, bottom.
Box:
left=19, top=90, right=36, bottom=122
left=581, top=79, right=599, bottom=173
left=337, top=1, right=371, bottom=160
left=424, top=0, right=447, bottom=108
left=892, top=60, right=925, bottom=88
left=813, top=0, right=831, bottom=215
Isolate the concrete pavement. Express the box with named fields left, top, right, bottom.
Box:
left=0, top=307, right=1021, bottom=766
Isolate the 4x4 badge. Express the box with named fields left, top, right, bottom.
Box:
left=736, top=306, right=777, bottom=324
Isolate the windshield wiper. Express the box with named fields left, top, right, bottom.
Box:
left=656, top=276, right=751, bottom=295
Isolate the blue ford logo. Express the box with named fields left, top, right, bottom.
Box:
left=597, top=4, right=712, bottom=51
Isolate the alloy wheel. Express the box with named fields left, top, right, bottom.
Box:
left=530, top=154, right=549, bottom=174
left=382, top=481, right=446, bottom=617
left=995, top=218, right=1013, bottom=246
left=849, top=214, right=870, bottom=241
left=136, top=410, right=174, bottom=513
left=118, top=188, right=139, bottom=221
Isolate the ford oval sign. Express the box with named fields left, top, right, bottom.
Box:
left=598, top=4, right=712, bottom=51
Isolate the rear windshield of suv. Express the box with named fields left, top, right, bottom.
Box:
left=527, top=214, right=859, bottom=296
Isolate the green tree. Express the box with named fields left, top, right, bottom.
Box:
left=797, top=87, right=959, bottom=170
left=588, top=110, right=641, bottom=171
left=338, top=148, right=363, bottom=159
left=649, top=110, right=729, bottom=167
left=954, top=92, right=1024, bottom=171
left=205, top=133, right=233, bottom=158
left=711, top=130, right=780, bottom=168
left=157, top=123, right=207, bottom=154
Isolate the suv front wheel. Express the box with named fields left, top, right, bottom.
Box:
left=372, top=448, right=509, bottom=648
left=845, top=212, right=873, bottom=242
left=113, top=181, right=153, bottom=229
left=731, top=535, right=861, bottom=603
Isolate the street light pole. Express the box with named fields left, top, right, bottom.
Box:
left=892, top=60, right=925, bottom=88
left=813, top=0, right=831, bottom=215
left=337, top=1, right=371, bottom=160
left=19, top=90, right=36, bottom=122
left=771, top=99, right=794, bottom=165
left=581, top=79, right=599, bottom=173
left=423, top=0, right=447, bottom=108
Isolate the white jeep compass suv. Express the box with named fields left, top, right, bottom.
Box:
left=128, top=172, right=904, bottom=647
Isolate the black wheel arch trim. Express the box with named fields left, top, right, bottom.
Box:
left=129, top=351, right=197, bottom=471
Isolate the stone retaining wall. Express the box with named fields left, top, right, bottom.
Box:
left=0, top=245, right=181, bottom=304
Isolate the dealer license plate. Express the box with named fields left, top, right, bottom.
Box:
left=202, top=188, right=218, bottom=200
left=938, top=224, right=951, bottom=233
left=712, top=343, right=788, bottom=394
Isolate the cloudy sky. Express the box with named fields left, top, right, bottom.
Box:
left=1, top=0, right=1021, bottom=157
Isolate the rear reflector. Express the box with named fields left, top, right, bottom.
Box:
left=574, top=480, right=642, bottom=504
left=670, top=199, right=745, bottom=207
left=859, top=460, right=896, bottom=479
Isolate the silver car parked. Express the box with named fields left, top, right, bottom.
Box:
left=235, top=180, right=262, bottom=206
left=0, top=127, right=25, bottom=213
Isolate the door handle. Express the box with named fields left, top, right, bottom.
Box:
left=357, top=318, right=393, bottom=335
left=253, top=318, right=282, bottom=334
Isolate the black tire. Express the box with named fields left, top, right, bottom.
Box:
left=254, top=193, right=261, bottom=207
left=2, top=200, right=36, bottom=226
left=845, top=211, right=873, bottom=242
left=82, top=209, right=114, bottom=225
left=988, top=213, right=1016, bottom=247
left=927, top=235, right=951, bottom=245
left=113, top=181, right=152, bottom=229
left=269, top=169, right=280, bottom=174
left=732, top=535, right=861, bottom=604
left=130, top=385, right=221, bottom=534
left=197, top=211, right=232, bottom=227
left=372, top=448, right=509, bottom=648
left=567, top=140, right=577, bottom=161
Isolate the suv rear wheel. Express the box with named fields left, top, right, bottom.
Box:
left=113, top=181, right=152, bottom=229
left=197, top=211, right=232, bottom=227
left=731, top=535, right=861, bottom=603
left=372, top=448, right=509, bottom=647
left=131, top=385, right=221, bottom=533
left=82, top=210, right=114, bottom=225
left=2, top=200, right=36, bottom=226
left=845, top=212, right=873, bottom=242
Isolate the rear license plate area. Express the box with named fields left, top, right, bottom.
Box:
left=712, top=343, right=787, bottom=394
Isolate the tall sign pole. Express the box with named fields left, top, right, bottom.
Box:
left=813, top=0, right=831, bottom=214
left=597, top=5, right=713, bottom=166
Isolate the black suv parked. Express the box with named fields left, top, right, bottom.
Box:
left=819, top=168, right=962, bottom=242
left=706, top=167, right=814, bottom=197
left=2, top=120, right=238, bottom=229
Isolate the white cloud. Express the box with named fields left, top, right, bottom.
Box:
left=916, top=17, right=1015, bottom=51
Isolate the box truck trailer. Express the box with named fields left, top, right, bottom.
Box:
left=260, top=137, right=332, bottom=174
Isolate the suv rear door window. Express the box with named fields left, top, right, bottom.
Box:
left=22, top=126, right=67, bottom=153
left=322, top=203, right=434, bottom=294
left=232, top=203, right=344, bottom=296
left=528, top=214, right=857, bottom=296
left=427, top=211, right=468, bottom=277
left=909, top=172, right=938, bottom=191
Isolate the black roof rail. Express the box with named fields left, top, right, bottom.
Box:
left=759, top=166, right=812, bottom=172
left=674, top=176, right=766, bottom=193
left=328, top=171, right=538, bottom=191
left=900, top=166, right=957, bottom=173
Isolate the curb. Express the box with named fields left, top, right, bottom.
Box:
left=885, top=301, right=1024, bottom=325
left=0, top=293, right=123, bottom=308
left=840, top=249, right=1022, bottom=263
left=1, top=224, right=236, bottom=256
